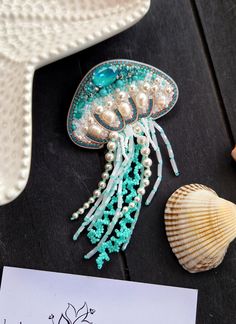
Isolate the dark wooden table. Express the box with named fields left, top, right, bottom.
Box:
left=0, top=1, right=236, bottom=323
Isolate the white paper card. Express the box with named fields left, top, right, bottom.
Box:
left=0, top=267, right=197, bottom=324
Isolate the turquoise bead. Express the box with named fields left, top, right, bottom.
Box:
left=92, top=64, right=118, bottom=87
left=85, top=82, right=96, bottom=94
left=74, top=100, right=85, bottom=119
left=116, top=79, right=124, bottom=88
left=100, top=88, right=108, bottom=97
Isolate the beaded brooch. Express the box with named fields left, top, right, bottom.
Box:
left=67, top=59, right=179, bottom=269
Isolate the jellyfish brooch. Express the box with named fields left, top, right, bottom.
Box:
left=67, top=59, right=179, bottom=269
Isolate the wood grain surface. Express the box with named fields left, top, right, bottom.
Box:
left=0, top=1, right=235, bottom=323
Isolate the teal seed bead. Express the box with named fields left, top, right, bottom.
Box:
left=99, top=88, right=107, bottom=97
left=116, top=80, right=124, bottom=88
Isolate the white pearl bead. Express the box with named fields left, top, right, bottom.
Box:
left=133, top=125, right=141, bottom=134
left=151, top=84, right=159, bottom=93
left=142, top=158, right=152, bottom=168
left=122, top=206, right=129, bottom=213
left=137, top=136, right=147, bottom=145
left=143, top=82, right=150, bottom=92
left=93, top=189, right=101, bottom=198
left=95, top=105, right=104, bottom=114
left=129, top=202, right=135, bottom=208
left=107, top=141, right=116, bottom=151
left=107, top=101, right=113, bottom=108
left=141, top=147, right=150, bottom=156
left=83, top=202, right=90, bottom=209
left=105, top=163, right=113, bottom=171
left=143, top=179, right=150, bottom=187
left=78, top=208, right=85, bottom=215
left=134, top=196, right=141, bottom=202
left=101, top=110, right=116, bottom=124
left=118, top=102, right=131, bottom=118
left=89, top=197, right=95, bottom=204
left=117, top=91, right=126, bottom=101
left=72, top=212, right=79, bottom=219
left=105, top=152, right=114, bottom=162
left=165, top=86, right=172, bottom=94
left=102, top=172, right=109, bottom=180
left=89, top=124, right=102, bottom=138
left=129, top=84, right=137, bottom=92
left=144, top=169, right=152, bottom=177
left=98, top=181, right=106, bottom=189
left=88, top=116, right=94, bottom=124
left=157, top=96, right=166, bottom=108
left=136, top=92, right=148, bottom=109
left=109, top=131, right=119, bottom=141
left=137, top=187, right=145, bottom=195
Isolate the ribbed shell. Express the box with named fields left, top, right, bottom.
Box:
left=165, top=184, right=236, bottom=273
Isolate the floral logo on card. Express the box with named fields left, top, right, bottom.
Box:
left=3, top=302, right=96, bottom=324
left=49, top=302, right=96, bottom=324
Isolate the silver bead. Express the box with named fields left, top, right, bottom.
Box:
left=144, top=169, right=152, bottom=177
left=78, top=208, right=85, bottom=215
left=143, top=178, right=150, bottom=187
left=137, top=187, right=145, bottom=195
left=83, top=202, right=90, bottom=209
left=142, top=157, right=152, bottom=168
left=102, top=172, right=109, bottom=180
left=134, top=196, right=141, bottom=202
left=137, top=136, right=147, bottom=145
left=93, top=189, right=101, bottom=198
left=107, top=141, right=116, bottom=151
left=72, top=212, right=79, bottom=219
left=89, top=197, right=95, bottom=204
left=98, top=181, right=106, bottom=189
left=105, top=152, right=114, bottom=162
left=129, top=202, right=135, bottom=208
left=109, top=131, right=119, bottom=141
left=141, top=147, right=150, bottom=156
left=122, top=206, right=129, bottom=213
left=105, top=163, right=113, bottom=171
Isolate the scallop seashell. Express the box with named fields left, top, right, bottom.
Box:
left=165, top=184, right=236, bottom=273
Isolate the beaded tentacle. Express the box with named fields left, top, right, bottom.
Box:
left=67, top=59, right=179, bottom=268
